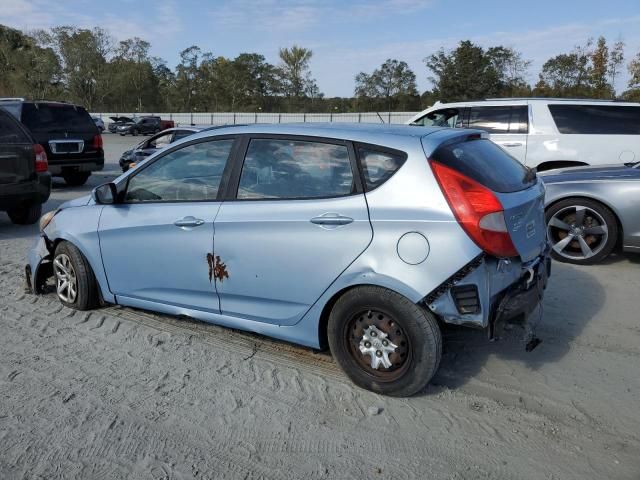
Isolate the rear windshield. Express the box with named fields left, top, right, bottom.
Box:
left=21, top=103, right=96, bottom=133
left=431, top=138, right=535, bottom=193
left=549, top=104, right=640, bottom=135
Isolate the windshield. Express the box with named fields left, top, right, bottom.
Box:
left=22, top=103, right=96, bottom=133
left=413, top=108, right=461, bottom=127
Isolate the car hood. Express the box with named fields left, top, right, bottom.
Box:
left=539, top=164, right=640, bottom=183
left=59, top=194, right=92, bottom=209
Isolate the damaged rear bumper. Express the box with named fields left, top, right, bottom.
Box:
left=25, top=235, right=53, bottom=294
left=424, top=249, right=551, bottom=348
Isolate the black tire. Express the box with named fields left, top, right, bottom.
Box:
left=53, top=241, right=99, bottom=310
left=132, top=129, right=138, bottom=136
left=327, top=286, right=442, bottom=397
left=7, top=202, right=42, bottom=225
left=63, top=172, right=90, bottom=186
left=546, top=197, right=618, bottom=265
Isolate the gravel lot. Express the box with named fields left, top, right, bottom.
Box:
left=1, top=133, right=639, bottom=479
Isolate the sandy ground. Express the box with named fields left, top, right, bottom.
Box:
left=0, top=133, right=639, bottom=479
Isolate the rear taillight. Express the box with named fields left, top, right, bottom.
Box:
left=92, top=134, right=103, bottom=150
left=34, top=144, right=48, bottom=173
left=430, top=160, right=517, bottom=258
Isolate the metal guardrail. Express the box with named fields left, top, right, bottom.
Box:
left=93, top=111, right=419, bottom=125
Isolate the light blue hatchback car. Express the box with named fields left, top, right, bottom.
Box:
left=27, top=123, right=550, bottom=396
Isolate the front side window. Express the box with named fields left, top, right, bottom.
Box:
left=548, top=104, right=640, bottom=134
left=413, top=108, right=461, bottom=127
left=148, top=132, right=173, bottom=148
left=237, top=139, right=354, bottom=199
left=125, top=139, right=234, bottom=202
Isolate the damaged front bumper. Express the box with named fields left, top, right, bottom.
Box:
left=424, top=249, right=551, bottom=350
left=25, top=235, right=53, bottom=294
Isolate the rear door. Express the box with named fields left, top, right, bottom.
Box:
left=212, top=135, right=372, bottom=326
left=0, top=109, right=33, bottom=185
left=467, top=105, right=528, bottom=164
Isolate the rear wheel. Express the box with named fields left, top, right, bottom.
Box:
left=53, top=241, right=99, bottom=310
left=328, top=286, right=442, bottom=397
left=7, top=202, right=42, bottom=225
left=63, top=172, right=90, bottom=186
left=546, top=198, right=618, bottom=265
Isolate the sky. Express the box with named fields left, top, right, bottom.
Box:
left=2, top=0, right=640, bottom=97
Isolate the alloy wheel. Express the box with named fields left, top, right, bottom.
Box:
left=547, top=205, right=609, bottom=261
left=53, top=253, right=78, bottom=303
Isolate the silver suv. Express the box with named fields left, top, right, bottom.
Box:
left=27, top=124, right=550, bottom=396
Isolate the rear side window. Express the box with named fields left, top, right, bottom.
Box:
left=548, top=104, right=640, bottom=134
left=21, top=103, right=96, bottom=133
left=431, top=138, right=534, bottom=193
left=357, top=146, right=406, bottom=190
left=0, top=111, right=29, bottom=143
left=237, top=139, right=354, bottom=200
left=468, top=106, right=528, bottom=134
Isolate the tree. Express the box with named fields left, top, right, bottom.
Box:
left=608, top=40, right=625, bottom=97
left=174, top=46, right=202, bottom=112
left=590, top=37, right=612, bottom=98
left=424, top=40, right=529, bottom=102
left=355, top=59, right=418, bottom=111
left=623, top=51, right=640, bottom=101
left=277, top=45, right=319, bottom=110
left=534, top=40, right=595, bottom=97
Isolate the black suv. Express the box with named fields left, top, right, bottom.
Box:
left=0, top=106, right=51, bottom=224
left=0, top=99, right=104, bottom=186
left=116, top=116, right=161, bottom=136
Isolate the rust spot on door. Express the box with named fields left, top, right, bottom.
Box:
left=213, top=255, right=229, bottom=283
left=206, top=253, right=229, bottom=284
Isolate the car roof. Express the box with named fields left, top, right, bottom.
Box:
left=423, top=98, right=640, bottom=108
left=190, top=122, right=447, bottom=140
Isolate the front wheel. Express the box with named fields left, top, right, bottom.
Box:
left=328, top=286, right=442, bottom=397
left=53, top=241, right=99, bottom=310
left=546, top=198, right=618, bottom=265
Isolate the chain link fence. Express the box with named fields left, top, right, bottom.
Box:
left=93, top=111, right=419, bottom=126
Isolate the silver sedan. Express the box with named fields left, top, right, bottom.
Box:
left=541, top=162, right=640, bottom=264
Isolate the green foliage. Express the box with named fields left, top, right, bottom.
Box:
left=424, top=41, right=531, bottom=102
left=355, top=59, right=420, bottom=111
left=1, top=23, right=639, bottom=113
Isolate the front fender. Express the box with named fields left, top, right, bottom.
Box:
left=43, top=206, right=115, bottom=304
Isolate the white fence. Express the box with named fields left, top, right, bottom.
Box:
left=92, top=111, right=419, bottom=126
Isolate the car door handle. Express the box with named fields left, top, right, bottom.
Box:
left=174, top=216, right=205, bottom=228
left=310, top=213, right=354, bottom=226
left=502, top=142, right=523, bottom=147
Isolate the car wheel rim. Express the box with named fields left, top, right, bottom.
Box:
left=345, top=309, right=411, bottom=381
left=54, top=253, right=77, bottom=303
left=547, top=205, right=609, bottom=260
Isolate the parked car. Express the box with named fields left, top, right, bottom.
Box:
left=116, top=116, right=175, bottom=136
left=0, top=98, right=104, bottom=186
left=92, top=116, right=105, bottom=132
left=0, top=106, right=51, bottom=224
left=540, top=162, right=640, bottom=264
left=119, top=127, right=203, bottom=172
left=108, top=116, right=133, bottom=133
left=26, top=124, right=550, bottom=396
left=407, top=98, right=640, bottom=171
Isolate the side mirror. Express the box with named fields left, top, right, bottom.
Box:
left=93, top=182, right=118, bottom=205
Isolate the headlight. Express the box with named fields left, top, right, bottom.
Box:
left=39, top=209, right=59, bottom=232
